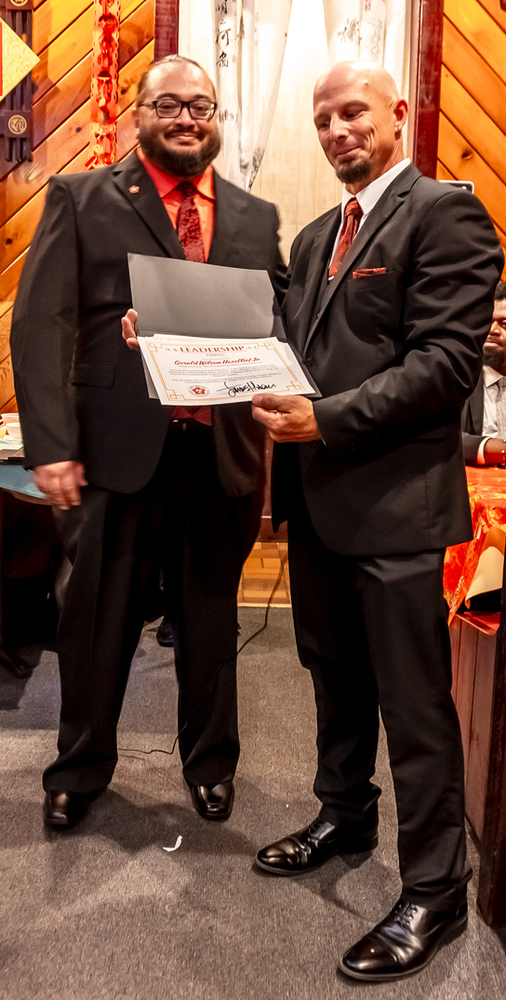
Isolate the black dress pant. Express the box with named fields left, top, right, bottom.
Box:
left=43, top=423, right=262, bottom=794
left=287, top=489, right=471, bottom=911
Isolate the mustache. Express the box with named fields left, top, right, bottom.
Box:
left=164, top=124, right=199, bottom=132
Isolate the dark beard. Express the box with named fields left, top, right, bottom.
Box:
left=139, top=127, right=221, bottom=177
left=483, top=343, right=506, bottom=370
left=334, top=158, right=372, bottom=186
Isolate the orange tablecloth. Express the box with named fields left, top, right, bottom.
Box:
left=444, top=467, right=506, bottom=622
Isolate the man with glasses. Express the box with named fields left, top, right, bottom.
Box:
left=11, top=56, right=286, bottom=830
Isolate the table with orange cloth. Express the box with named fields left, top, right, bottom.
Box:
left=444, top=467, right=506, bottom=622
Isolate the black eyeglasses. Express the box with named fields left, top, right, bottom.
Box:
left=140, top=98, right=217, bottom=121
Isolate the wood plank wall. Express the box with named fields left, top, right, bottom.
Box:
left=438, top=0, right=506, bottom=272
left=0, top=0, right=155, bottom=413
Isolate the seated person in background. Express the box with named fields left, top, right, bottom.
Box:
left=462, top=280, right=506, bottom=465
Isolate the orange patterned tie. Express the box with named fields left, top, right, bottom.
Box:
left=328, top=197, right=363, bottom=280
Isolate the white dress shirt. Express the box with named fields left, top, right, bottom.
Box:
left=330, top=157, right=411, bottom=257
left=477, top=365, right=506, bottom=463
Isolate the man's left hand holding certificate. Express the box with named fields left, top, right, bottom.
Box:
left=125, top=255, right=319, bottom=406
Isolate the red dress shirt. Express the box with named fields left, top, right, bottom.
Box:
left=137, top=149, right=214, bottom=425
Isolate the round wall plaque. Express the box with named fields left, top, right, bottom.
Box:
left=8, top=114, right=28, bottom=135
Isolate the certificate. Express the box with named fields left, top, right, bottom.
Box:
left=138, top=335, right=318, bottom=406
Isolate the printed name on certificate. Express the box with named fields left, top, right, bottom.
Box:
left=138, top=336, right=316, bottom=406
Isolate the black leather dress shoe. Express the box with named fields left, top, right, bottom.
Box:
left=339, top=897, right=468, bottom=981
left=189, top=781, right=234, bottom=820
left=156, top=616, right=173, bottom=647
left=43, top=791, right=90, bottom=830
left=255, top=816, right=378, bottom=875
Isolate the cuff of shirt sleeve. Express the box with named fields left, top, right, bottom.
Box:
left=477, top=437, right=492, bottom=465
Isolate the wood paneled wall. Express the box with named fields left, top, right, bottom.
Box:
left=438, top=0, right=506, bottom=271
left=0, top=0, right=155, bottom=412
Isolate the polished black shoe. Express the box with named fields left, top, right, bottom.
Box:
left=339, top=897, right=468, bottom=981
left=255, top=816, right=378, bottom=875
left=156, top=616, right=173, bottom=647
left=43, top=791, right=90, bottom=830
left=189, top=781, right=234, bottom=820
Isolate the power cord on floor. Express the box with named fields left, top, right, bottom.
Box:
left=118, top=551, right=288, bottom=761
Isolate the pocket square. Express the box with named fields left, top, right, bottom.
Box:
left=352, top=267, right=387, bottom=278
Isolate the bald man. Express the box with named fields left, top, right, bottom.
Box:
left=252, top=63, right=502, bottom=981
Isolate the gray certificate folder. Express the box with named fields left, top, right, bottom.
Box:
left=128, top=254, right=320, bottom=399
left=128, top=254, right=286, bottom=340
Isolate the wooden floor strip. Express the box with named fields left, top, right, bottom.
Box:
left=238, top=542, right=291, bottom=607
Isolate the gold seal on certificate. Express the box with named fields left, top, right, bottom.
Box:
left=138, top=335, right=316, bottom=406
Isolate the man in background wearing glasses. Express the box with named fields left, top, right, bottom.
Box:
left=11, top=56, right=286, bottom=830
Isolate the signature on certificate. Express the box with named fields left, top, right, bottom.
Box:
left=222, top=380, right=276, bottom=397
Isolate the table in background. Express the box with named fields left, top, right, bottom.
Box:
left=444, top=467, right=506, bottom=621
left=0, top=460, right=58, bottom=676
left=444, top=466, right=506, bottom=927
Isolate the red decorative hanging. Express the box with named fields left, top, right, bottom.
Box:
left=154, top=0, right=180, bottom=60
left=86, top=0, right=120, bottom=169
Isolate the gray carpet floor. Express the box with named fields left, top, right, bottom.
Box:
left=1, top=607, right=505, bottom=1000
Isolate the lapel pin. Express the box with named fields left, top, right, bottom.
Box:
left=129, top=185, right=140, bottom=194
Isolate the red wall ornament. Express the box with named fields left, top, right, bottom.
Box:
left=154, top=0, right=179, bottom=60
left=86, top=0, right=120, bottom=169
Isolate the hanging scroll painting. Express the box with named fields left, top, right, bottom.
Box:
left=322, top=0, right=410, bottom=98
left=212, top=0, right=293, bottom=192
left=86, top=0, right=121, bottom=169
left=323, top=0, right=386, bottom=64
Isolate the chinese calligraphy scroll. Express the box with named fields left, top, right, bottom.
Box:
left=212, top=0, right=293, bottom=191
left=322, top=0, right=410, bottom=98
left=86, top=0, right=120, bottom=169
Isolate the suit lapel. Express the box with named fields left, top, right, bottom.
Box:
left=111, top=154, right=185, bottom=259
left=470, top=373, right=485, bottom=433
left=291, top=208, right=340, bottom=356
left=303, top=163, right=421, bottom=355
left=208, top=171, right=243, bottom=264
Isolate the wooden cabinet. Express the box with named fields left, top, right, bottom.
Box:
left=450, top=600, right=506, bottom=926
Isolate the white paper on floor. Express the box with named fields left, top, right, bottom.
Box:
left=163, top=835, right=183, bottom=853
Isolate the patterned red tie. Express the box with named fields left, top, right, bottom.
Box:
left=173, top=182, right=211, bottom=424
left=328, top=197, right=363, bottom=280
left=176, top=181, right=205, bottom=263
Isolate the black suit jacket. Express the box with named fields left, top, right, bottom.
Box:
left=11, top=154, right=287, bottom=497
left=275, top=163, right=503, bottom=556
left=461, top=374, right=487, bottom=465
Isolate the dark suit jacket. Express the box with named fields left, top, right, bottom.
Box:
left=275, top=163, right=503, bottom=556
left=461, top=374, right=486, bottom=465
left=11, top=154, right=287, bottom=497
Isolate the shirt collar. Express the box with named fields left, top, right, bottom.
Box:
left=483, top=364, right=506, bottom=387
left=341, top=157, right=411, bottom=218
left=137, top=147, right=215, bottom=200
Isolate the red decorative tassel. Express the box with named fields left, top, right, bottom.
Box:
left=86, top=0, right=120, bottom=169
